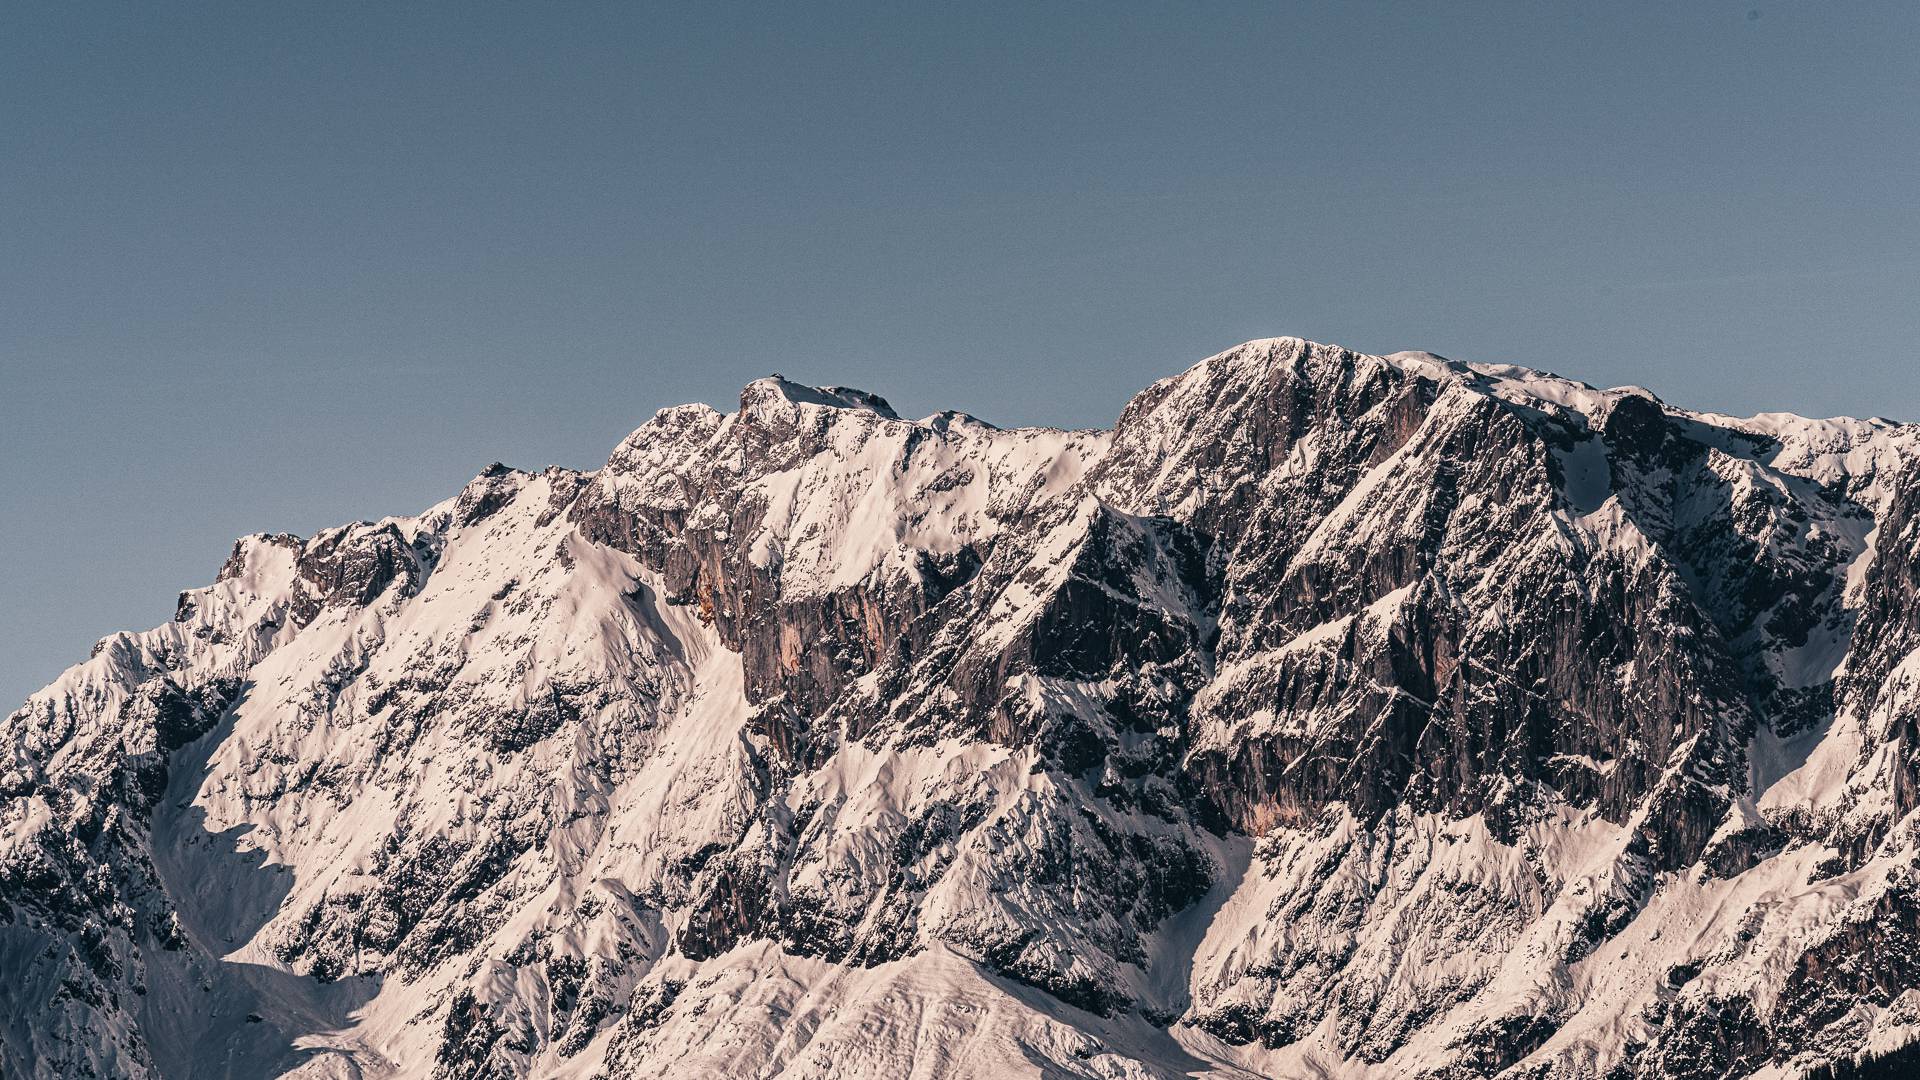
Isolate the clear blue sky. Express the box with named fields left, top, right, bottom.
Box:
left=4, top=2, right=1918, bottom=706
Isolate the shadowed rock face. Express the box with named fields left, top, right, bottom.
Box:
left=4, top=337, right=1919, bottom=1079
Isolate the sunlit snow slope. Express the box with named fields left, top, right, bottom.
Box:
left=5, top=340, right=1920, bottom=1079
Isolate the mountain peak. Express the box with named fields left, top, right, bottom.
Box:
left=740, top=375, right=901, bottom=422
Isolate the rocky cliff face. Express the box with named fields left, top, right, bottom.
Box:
left=4, top=338, right=1918, bottom=1079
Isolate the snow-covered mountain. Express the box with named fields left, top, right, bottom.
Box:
left=6, top=338, right=1919, bottom=1079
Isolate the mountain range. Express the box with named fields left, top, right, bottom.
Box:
left=6, top=337, right=1919, bottom=1079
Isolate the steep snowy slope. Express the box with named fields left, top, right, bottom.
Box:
left=4, top=340, right=1919, bottom=1079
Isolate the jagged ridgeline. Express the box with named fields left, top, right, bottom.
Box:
left=5, top=338, right=1919, bottom=1079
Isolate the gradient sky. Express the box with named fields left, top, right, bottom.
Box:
left=4, top=2, right=1919, bottom=706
